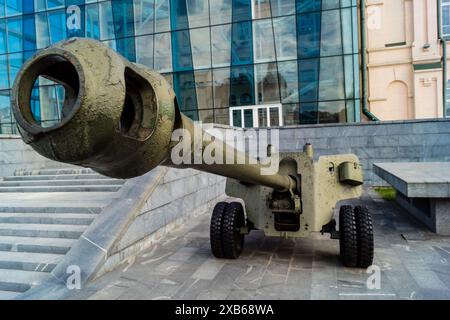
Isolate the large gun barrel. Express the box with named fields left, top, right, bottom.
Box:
left=11, top=38, right=295, bottom=193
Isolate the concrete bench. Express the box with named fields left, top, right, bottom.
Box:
left=373, top=162, right=450, bottom=235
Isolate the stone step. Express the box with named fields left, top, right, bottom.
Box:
left=2, top=174, right=110, bottom=181
left=0, top=213, right=97, bottom=225
left=0, top=223, right=87, bottom=239
left=0, top=251, right=63, bottom=272
left=0, top=269, right=48, bottom=292
left=0, top=206, right=101, bottom=214
left=0, top=290, right=20, bottom=300
left=0, top=179, right=125, bottom=187
left=0, top=185, right=122, bottom=193
left=0, top=236, right=75, bottom=254
left=14, top=168, right=94, bottom=176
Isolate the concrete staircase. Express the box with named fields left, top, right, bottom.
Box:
left=0, top=167, right=125, bottom=299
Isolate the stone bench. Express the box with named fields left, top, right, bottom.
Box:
left=373, top=162, right=450, bottom=235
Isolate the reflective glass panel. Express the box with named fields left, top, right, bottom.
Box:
left=273, top=15, right=296, bottom=61
left=209, top=0, right=232, bottom=25
left=255, top=62, right=280, bottom=104
left=194, top=69, right=213, bottom=109
left=187, top=0, right=209, bottom=28
left=253, top=18, right=275, bottom=63
left=136, top=34, right=154, bottom=68
left=211, top=24, right=231, bottom=67
left=134, top=0, right=154, bottom=36
left=154, top=32, right=172, bottom=72
left=190, top=27, right=211, bottom=69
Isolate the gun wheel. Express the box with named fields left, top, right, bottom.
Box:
left=210, top=202, right=228, bottom=258
left=354, top=206, right=374, bottom=268
left=339, top=205, right=358, bottom=267
left=222, top=202, right=245, bottom=259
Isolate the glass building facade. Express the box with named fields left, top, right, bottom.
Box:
left=0, top=0, right=361, bottom=133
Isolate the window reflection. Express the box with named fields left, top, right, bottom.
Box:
left=211, top=24, right=231, bottom=67
left=210, top=0, right=232, bottom=25
left=187, top=0, right=209, bottom=28
left=255, top=62, right=280, bottom=104
left=190, top=27, right=211, bottom=70
left=134, top=0, right=154, bottom=36
left=136, top=34, right=154, bottom=68
left=253, top=18, right=275, bottom=63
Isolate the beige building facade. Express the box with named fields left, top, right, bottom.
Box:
left=365, top=0, right=449, bottom=120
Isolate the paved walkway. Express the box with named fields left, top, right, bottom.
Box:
left=70, top=189, right=450, bottom=300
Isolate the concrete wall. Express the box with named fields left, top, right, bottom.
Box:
left=98, top=168, right=226, bottom=276
left=0, top=135, right=66, bottom=177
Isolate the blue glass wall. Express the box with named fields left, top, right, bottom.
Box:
left=0, top=0, right=361, bottom=133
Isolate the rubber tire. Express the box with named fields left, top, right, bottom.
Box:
left=222, top=202, right=245, bottom=259
left=339, top=205, right=358, bottom=267
left=210, top=202, right=228, bottom=258
left=354, top=205, right=374, bottom=268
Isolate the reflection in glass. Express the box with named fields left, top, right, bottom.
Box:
left=190, top=27, right=211, bottom=70
left=136, top=34, right=154, bottom=68
left=232, top=0, right=251, bottom=22
left=318, top=100, right=346, bottom=124
left=213, top=67, right=230, bottom=108
left=243, top=109, right=253, bottom=128
left=134, top=0, right=154, bottom=36
left=172, top=30, right=193, bottom=71
left=0, top=55, right=8, bottom=89
left=231, top=21, right=253, bottom=65
left=35, top=12, right=50, bottom=49
left=253, top=0, right=271, bottom=19
left=300, top=102, right=318, bottom=124
left=194, top=69, right=213, bottom=109
left=211, top=24, right=231, bottom=67
left=6, top=0, right=22, bottom=16
left=154, top=32, right=172, bottom=72
left=270, top=107, right=280, bottom=126
left=99, top=1, right=115, bottom=40
left=297, top=12, right=321, bottom=59
left=319, top=56, right=345, bottom=101
left=8, top=52, right=21, bottom=88
left=230, top=65, right=254, bottom=106
left=255, top=63, right=280, bottom=105
left=270, top=0, right=295, bottom=17
left=0, top=19, right=6, bottom=54
left=48, top=9, right=66, bottom=44
left=299, top=58, right=319, bottom=102
left=86, top=4, right=100, bottom=39
left=253, top=18, right=275, bottom=63
left=320, top=9, right=342, bottom=56
left=7, top=17, right=22, bottom=53
left=214, top=107, right=229, bottom=125
left=0, top=90, right=11, bottom=134
left=187, top=0, right=210, bottom=28
left=258, top=107, right=267, bottom=127
left=232, top=109, right=242, bottom=127
left=155, top=0, right=170, bottom=32
left=273, top=15, right=297, bottom=61
left=278, top=60, right=298, bottom=103
left=282, top=103, right=299, bottom=126
left=210, top=0, right=232, bottom=25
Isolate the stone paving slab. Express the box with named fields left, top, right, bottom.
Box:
left=373, top=162, right=450, bottom=197
left=70, top=188, right=450, bottom=300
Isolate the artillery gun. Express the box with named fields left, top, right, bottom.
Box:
left=11, top=38, right=373, bottom=268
